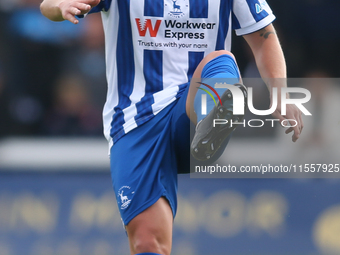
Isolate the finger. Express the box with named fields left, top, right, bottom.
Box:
left=73, top=2, right=92, bottom=12
left=71, top=7, right=81, bottom=15
left=285, top=127, right=294, bottom=134
left=292, top=133, right=299, bottom=142
left=299, top=113, right=304, bottom=133
left=272, top=111, right=299, bottom=141
left=63, top=12, right=79, bottom=24
left=291, top=122, right=300, bottom=142
left=283, top=117, right=299, bottom=142
left=80, top=0, right=100, bottom=7
left=293, top=110, right=302, bottom=133
left=87, top=0, right=101, bottom=6
left=272, top=112, right=286, bottom=128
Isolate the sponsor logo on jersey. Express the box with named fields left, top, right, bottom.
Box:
left=135, top=0, right=216, bottom=41
left=135, top=18, right=216, bottom=41
left=135, top=18, right=162, bottom=37
left=255, top=3, right=263, bottom=14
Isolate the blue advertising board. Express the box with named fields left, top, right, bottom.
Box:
left=0, top=172, right=339, bottom=255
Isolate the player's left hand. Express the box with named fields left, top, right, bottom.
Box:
left=59, top=0, right=100, bottom=24
left=272, top=104, right=303, bottom=142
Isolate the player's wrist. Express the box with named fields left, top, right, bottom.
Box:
left=40, top=0, right=65, bottom=21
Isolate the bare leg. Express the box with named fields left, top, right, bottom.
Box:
left=126, top=197, right=173, bottom=255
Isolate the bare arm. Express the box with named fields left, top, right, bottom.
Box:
left=243, top=24, right=303, bottom=142
left=40, top=0, right=100, bottom=24
left=243, top=24, right=286, bottom=80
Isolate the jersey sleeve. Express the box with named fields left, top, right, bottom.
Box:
left=232, top=0, right=276, bottom=36
left=88, top=0, right=112, bottom=14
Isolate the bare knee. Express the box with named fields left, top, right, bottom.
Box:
left=194, top=50, right=236, bottom=77
left=126, top=197, right=173, bottom=255
left=132, top=235, right=170, bottom=255
left=205, top=49, right=235, bottom=60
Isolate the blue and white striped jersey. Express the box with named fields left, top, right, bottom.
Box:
left=89, top=0, right=275, bottom=147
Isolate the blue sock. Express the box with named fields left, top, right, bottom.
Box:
left=135, top=253, right=162, bottom=255
left=194, top=54, right=240, bottom=123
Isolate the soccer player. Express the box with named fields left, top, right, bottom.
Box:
left=40, top=0, right=303, bottom=254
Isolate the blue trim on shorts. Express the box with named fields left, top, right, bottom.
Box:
left=201, top=54, right=240, bottom=79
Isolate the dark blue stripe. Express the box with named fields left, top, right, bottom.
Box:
left=215, top=0, right=232, bottom=50
left=110, top=111, right=126, bottom=141
left=110, top=0, right=135, bottom=139
left=176, top=83, right=190, bottom=99
left=231, top=12, right=241, bottom=30
left=246, top=0, right=269, bottom=22
left=143, top=49, right=163, bottom=95
left=187, top=51, right=204, bottom=81
left=189, top=0, right=208, bottom=18
left=116, top=0, right=134, bottom=108
left=134, top=96, right=155, bottom=126
left=135, top=49, right=163, bottom=119
left=144, top=0, right=164, bottom=17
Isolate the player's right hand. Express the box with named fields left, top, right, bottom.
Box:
left=271, top=104, right=303, bottom=142
left=59, top=0, right=100, bottom=24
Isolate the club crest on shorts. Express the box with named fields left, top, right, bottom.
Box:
left=117, top=186, right=134, bottom=210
